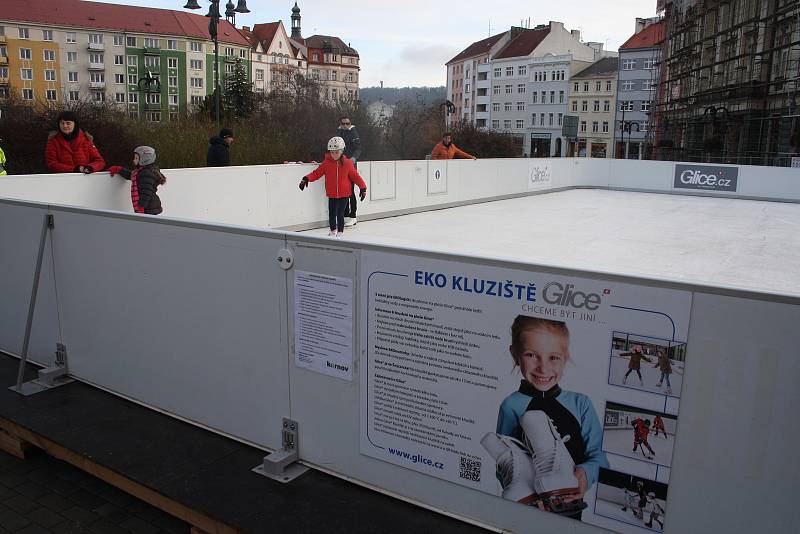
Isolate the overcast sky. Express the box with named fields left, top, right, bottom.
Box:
left=94, top=0, right=660, bottom=87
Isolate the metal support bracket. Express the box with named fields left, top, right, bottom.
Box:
left=252, top=418, right=309, bottom=483
left=10, top=342, right=73, bottom=396
left=276, top=248, right=294, bottom=270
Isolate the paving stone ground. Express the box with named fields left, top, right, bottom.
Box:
left=0, top=449, right=190, bottom=533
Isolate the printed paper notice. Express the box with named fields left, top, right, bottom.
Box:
left=294, top=270, right=354, bottom=381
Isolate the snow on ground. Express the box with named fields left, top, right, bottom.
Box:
left=608, top=354, right=683, bottom=397
left=602, top=428, right=675, bottom=467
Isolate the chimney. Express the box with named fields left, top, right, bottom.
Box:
left=549, top=21, right=564, bottom=32
left=635, top=18, right=645, bottom=34
left=242, top=26, right=250, bottom=32
left=571, top=29, right=581, bottom=41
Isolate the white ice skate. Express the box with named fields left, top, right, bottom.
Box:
left=519, top=410, right=580, bottom=498
left=344, top=217, right=357, bottom=227
left=328, top=230, right=338, bottom=237
left=481, top=433, right=537, bottom=504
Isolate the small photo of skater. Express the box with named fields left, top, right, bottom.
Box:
left=595, top=468, right=668, bottom=532
left=482, top=316, right=608, bottom=521
left=602, top=402, right=676, bottom=467
left=608, top=332, right=686, bottom=397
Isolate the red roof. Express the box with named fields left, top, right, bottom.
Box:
left=620, top=21, right=666, bottom=50
left=494, top=27, right=550, bottom=59
left=300, top=35, right=358, bottom=57
left=2, top=0, right=250, bottom=47
left=447, top=32, right=506, bottom=65
left=250, top=22, right=280, bottom=51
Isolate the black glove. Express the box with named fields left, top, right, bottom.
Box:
left=359, top=188, right=367, bottom=201
left=299, top=176, right=309, bottom=191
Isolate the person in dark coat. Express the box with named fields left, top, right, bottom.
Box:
left=335, top=116, right=362, bottom=226
left=108, top=146, right=166, bottom=215
left=44, top=111, right=106, bottom=173
left=207, top=128, right=234, bottom=167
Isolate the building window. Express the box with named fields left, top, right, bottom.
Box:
left=146, top=93, right=160, bottom=104
left=548, top=113, right=554, bottom=126
left=224, top=63, right=235, bottom=74
left=549, top=91, right=554, bottom=104
left=506, top=67, right=513, bottom=76
left=89, top=53, right=104, bottom=65
left=115, top=73, right=124, bottom=84
left=44, top=49, right=55, bottom=61
left=191, top=95, right=203, bottom=106
left=606, top=80, right=612, bottom=91
left=559, top=90, right=564, bottom=103
left=19, top=28, right=29, bottom=39
left=492, top=120, right=499, bottom=129
left=169, top=94, right=178, bottom=105
left=621, top=81, right=635, bottom=91
left=115, top=55, right=124, bottom=65
left=128, top=56, right=137, bottom=66
left=190, top=42, right=202, bottom=52
left=641, top=100, right=651, bottom=112
left=22, top=88, right=34, bottom=100
left=581, top=101, right=588, bottom=112
left=531, top=114, right=536, bottom=126
left=20, top=69, right=32, bottom=80
left=191, top=77, right=203, bottom=88
left=128, top=74, right=137, bottom=85
left=593, top=100, right=600, bottom=112
left=144, top=38, right=159, bottom=49
left=572, top=101, right=578, bottom=112
left=603, top=100, right=610, bottom=112
left=20, top=48, right=32, bottom=60
left=44, top=70, right=56, bottom=81
left=503, top=120, right=512, bottom=129
left=89, top=34, right=103, bottom=45
left=620, top=101, right=634, bottom=111
left=128, top=92, right=138, bottom=103
left=641, top=121, right=650, bottom=132
left=170, top=112, right=179, bottom=121
left=540, top=113, right=545, bottom=125
left=518, top=84, right=525, bottom=93
left=68, top=91, right=79, bottom=101
left=169, top=76, right=177, bottom=87
left=532, top=92, right=537, bottom=103
left=68, top=72, right=78, bottom=82
left=492, top=85, right=500, bottom=95
left=67, top=32, right=77, bottom=43
left=643, top=58, right=655, bottom=70
left=517, top=101, right=525, bottom=111
left=168, top=58, right=178, bottom=69
left=558, top=113, right=563, bottom=126
left=505, top=85, right=512, bottom=93
left=492, top=102, right=500, bottom=112
left=518, top=66, right=527, bottom=76
left=540, top=91, right=545, bottom=102
left=42, top=30, right=53, bottom=41
left=225, top=47, right=234, bottom=57
left=573, top=82, right=579, bottom=92
left=90, top=72, right=104, bottom=83
left=516, top=119, right=524, bottom=129
left=542, top=71, right=547, bottom=81
left=592, top=121, right=599, bottom=133
left=642, top=80, right=655, bottom=91
left=580, top=121, right=586, bottom=132
left=144, top=56, right=160, bottom=69
left=494, top=68, right=501, bottom=77
left=148, top=112, right=161, bottom=122
left=596, top=81, right=601, bottom=91
left=127, top=36, right=137, bottom=47
left=583, top=82, right=589, bottom=91
left=115, top=92, right=126, bottom=103
left=504, top=102, right=512, bottom=112
left=190, top=59, right=203, bottom=70
left=602, top=121, right=609, bottom=133
left=114, top=35, right=124, bottom=46
left=67, top=52, right=77, bottom=62
left=167, top=40, right=177, bottom=50
left=622, top=58, right=636, bottom=70
left=331, top=70, right=337, bottom=81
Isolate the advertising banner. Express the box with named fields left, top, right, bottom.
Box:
left=361, top=251, right=691, bottom=532
left=527, top=161, right=553, bottom=190
left=673, top=164, right=739, bottom=192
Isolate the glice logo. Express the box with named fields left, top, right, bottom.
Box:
left=529, top=165, right=552, bottom=188
left=673, top=164, right=738, bottom=192
left=542, top=282, right=602, bottom=310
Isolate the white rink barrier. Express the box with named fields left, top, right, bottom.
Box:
left=1, top=159, right=798, bottom=231
left=0, top=191, right=798, bottom=533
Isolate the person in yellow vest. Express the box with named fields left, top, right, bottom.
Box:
left=0, top=141, right=7, bottom=176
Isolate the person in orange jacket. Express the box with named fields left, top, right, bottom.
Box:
left=430, top=132, right=477, bottom=160
left=299, top=137, right=367, bottom=238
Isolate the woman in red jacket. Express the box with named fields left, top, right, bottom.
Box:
left=44, top=111, right=106, bottom=174
left=299, top=137, right=367, bottom=238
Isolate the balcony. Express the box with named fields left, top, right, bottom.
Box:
left=0, top=77, right=8, bottom=85
left=144, top=102, right=162, bottom=110
left=143, top=47, right=161, bottom=55
left=89, top=62, right=105, bottom=70
left=89, top=81, right=106, bottom=90
left=0, top=36, right=6, bottom=44
left=0, top=56, right=7, bottom=65
left=88, top=42, right=104, bottom=51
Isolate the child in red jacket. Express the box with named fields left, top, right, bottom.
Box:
left=299, top=137, right=367, bottom=237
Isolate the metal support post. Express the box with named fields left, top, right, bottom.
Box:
left=252, top=418, right=309, bottom=483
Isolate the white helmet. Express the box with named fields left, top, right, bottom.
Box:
left=328, top=136, right=346, bottom=152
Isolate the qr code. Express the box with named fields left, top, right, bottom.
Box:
left=459, top=456, right=481, bottom=482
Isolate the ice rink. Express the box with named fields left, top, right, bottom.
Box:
left=302, top=189, right=800, bottom=297
left=602, top=428, right=675, bottom=467
left=608, top=353, right=683, bottom=396
left=595, top=497, right=666, bottom=532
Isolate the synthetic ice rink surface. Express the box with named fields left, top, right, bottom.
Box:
left=595, top=498, right=665, bottom=532
left=608, top=354, right=684, bottom=397
left=302, top=189, right=800, bottom=296
left=602, top=428, right=675, bottom=467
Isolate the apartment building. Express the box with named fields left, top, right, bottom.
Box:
left=615, top=18, right=664, bottom=159
left=568, top=57, right=620, bottom=157
left=242, top=21, right=306, bottom=95
left=1, top=0, right=251, bottom=120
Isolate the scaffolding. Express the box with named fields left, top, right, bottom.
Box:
left=653, top=0, right=800, bottom=166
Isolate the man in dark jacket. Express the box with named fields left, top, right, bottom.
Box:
left=336, top=116, right=362, bottom=226
left=207, top=128, right=234, bottom=166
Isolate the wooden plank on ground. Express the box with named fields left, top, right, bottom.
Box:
left=0, top=426, right=30, bottom=459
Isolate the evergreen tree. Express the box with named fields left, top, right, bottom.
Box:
left=223, top=59, right=257, bottom=119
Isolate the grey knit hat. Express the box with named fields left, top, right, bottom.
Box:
left=134, top=146, right=156, bottom=166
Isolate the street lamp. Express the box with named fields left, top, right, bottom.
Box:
left=183, top=0, right=250, bottom=128
left=702, top=105, right=729, bottom=162
left=618, top=119, right=640, bottom=159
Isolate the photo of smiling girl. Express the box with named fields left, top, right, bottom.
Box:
left=490, top=316, right=608, bottom=519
